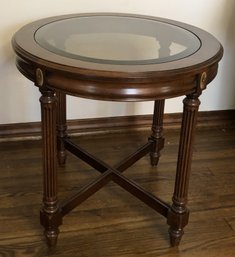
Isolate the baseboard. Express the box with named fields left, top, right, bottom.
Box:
left=0, top=110, right=234, bottom=141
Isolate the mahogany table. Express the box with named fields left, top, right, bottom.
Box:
left=12, top=13, right=223, bottom=248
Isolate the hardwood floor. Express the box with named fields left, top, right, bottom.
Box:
left=0, top=126, right=234, bottom=257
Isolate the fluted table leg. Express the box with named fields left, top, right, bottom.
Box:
left=149, top=100, right=165, bottom=166
left=39, top=87, right=62, bottom=247
left=56, top=91, right=67, bottom=165
left=167, top=93, right=200, bottom=246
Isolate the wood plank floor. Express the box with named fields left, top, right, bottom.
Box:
left=0, top=126, right=234, bottom=257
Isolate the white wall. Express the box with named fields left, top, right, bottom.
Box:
left=0, top=0, right=234, bottom=124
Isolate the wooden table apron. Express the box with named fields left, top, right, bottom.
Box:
left=12, top=13, right=223, bottom=248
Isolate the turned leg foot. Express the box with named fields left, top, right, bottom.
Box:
left=150, top=152, right=160, bottom=166
left=57, top=145, right=67, bottom=166
left=167, top=206, right=189, bottom=247
left=149, top=100, right=165, bottom=166
left=44, top=228, right=59, bottom=248
left=169, top=228, right=184, bottom=247
left=40, top=208, right=62, bottom=249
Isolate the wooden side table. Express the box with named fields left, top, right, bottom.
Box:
left=12, top=13, right=223, bottom=248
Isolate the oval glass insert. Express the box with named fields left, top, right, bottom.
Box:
left=35, top=15, right=201, bottom=65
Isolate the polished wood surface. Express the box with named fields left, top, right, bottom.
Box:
left=39, top=88, right=62, bottom=247
left=12, top=13, right=223, bottom=101
left=167, top=94, right=200, bottom=245
left=11, top=13, right=223, bottom=248
left=0, top=127, right=234, bottom=256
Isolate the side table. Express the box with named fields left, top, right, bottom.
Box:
left=12, top=13, right=223, bottom=247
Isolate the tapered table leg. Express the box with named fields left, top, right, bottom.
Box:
left=56, top=91, right=67, bottom=165
left=39, top=88, right=62, bottom=247
left=167, top=93, right=200, bottom=246
left=149, top=100, right=165, bottom=166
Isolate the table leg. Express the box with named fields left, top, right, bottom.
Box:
left=56, top=91, right=67, bottom=165
left=167, top=93, right=200, bottom=246
left=149, top=100, right=165, bottom=166
left=39, top=88, right=62, bottom=247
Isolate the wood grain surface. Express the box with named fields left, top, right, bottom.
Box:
left=0, top=126, right=234, bottom=256
left=12, top=13, right=223, bottom=101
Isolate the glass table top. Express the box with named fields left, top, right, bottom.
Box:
left=35, top=15, right=201, bottom=65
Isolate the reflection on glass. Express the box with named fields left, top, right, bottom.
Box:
left=35, top=15, right=201, bottom=65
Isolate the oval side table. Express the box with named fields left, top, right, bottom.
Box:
left=12, top=13, right=223, bottom=248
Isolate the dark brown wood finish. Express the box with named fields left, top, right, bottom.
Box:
left=12, top=13, right=223, bottom=101
left=39, top=87, right=62, bottom=247
left=56, top=91, right=67, bottom=165
left=149, top=100, right=165, bottom=166
left=0, top=127, right=235, bottom=256
left=167, top=93, right=200, bottom=246
left=11, top=13, right=223, bottom=248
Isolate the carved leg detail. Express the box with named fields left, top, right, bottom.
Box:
left=167, top=209, right=189, bottom=246
left=149, top=100, right=165, bottom=166
left=167, top=94, right=200, bottom=246
left=56, top=91, right=67, bottom=165
left=39, top=88, right=62, bottom=248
